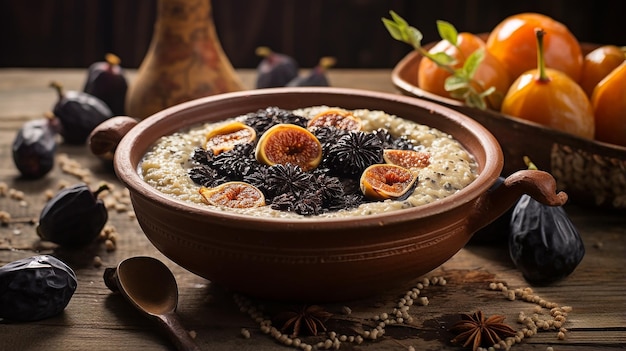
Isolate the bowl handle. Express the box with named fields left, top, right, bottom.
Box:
left=88, top=116, right=138, bottom=161
left=468, top=170, right=568, bottom=234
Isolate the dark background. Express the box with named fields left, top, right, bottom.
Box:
left=1, top=0, right=624, bottom=70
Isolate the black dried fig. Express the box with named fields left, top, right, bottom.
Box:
left=286, top=57, right=336, bottom=87
left=255, top=46, right=299, bottom=88
left=83, top=53, right=128, bottom=116
left=12, top=117, right=58, bottom=179
left=0, top=255, right=77, bottom=322
left=508, top=194, right=585, bottom=285
left=50, top=81, right=113, bottom=145
left=37, top=183, right=109, bottom=248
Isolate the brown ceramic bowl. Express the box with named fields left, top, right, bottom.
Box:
left=91, top=87, right=567, bottom=302
left=391, top=44, right=626, bottom=209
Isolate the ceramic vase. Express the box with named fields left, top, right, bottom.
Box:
left=125, top=0, right=244, bottom=119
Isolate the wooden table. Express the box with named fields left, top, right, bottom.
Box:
left=1, top=68, right=624, bottom=351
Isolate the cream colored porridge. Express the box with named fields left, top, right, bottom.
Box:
left=140, top=106, right=478, bottom=218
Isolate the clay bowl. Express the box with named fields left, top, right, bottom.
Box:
left=391, top=42, right=626, bottom=209
left=91, top=87, right=566, bottom=302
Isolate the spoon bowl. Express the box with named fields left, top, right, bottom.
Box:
left=107, top=256, right=201, bottom=351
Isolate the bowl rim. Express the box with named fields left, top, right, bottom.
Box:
left=114, top=87, right=503, bottom=230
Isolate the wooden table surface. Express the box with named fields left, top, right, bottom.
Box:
left=1, top=68, right=625, bottom=351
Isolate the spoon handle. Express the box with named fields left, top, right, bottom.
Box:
left=156, top=312, right=202, bottom=351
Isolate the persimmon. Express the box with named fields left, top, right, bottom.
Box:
left=383, top=12, right=510, bottom=110
left=579, top=45, right=625, bottom=97
left=486, top=13, right=583, bottom=82
left=501, top=28, right=594, bottom=139
left=417, top=32, right=511, bottom=110
left=591, top=61, right=626, bottom=146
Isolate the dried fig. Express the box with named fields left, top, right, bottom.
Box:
left=12, top=117, right=58, bottom=179
left=50, top=81, right=114, bottom=144
left=307, top=108, right=362, bottom=131
left=37, top=183, right=109, bottom=248
left=360, top=164, right=417, bottom=201
left=0, top=255, right=77, bottom=322
left=83, top=53, right=128, bottom=116
left=205, top=121, right=256, bottom=155
left=199, top=182, right=265, bottom=208
left=383, top=149, right=430, bottom=169
left=255, top=46, right=299, bottom=88
left=255, top=124, right=322, bottom=171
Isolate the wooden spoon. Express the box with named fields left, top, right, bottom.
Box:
left=104, top=256, right=201, bottom=351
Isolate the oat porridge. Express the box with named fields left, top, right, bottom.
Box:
left=139, top=106, right=478, bottom=218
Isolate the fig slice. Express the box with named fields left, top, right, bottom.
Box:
left=199, top=182, right=265, bottom=208
left=255, top=124, right=322, bottom=171
left=383, top=149, right=430, bottom=169
left=205, top=121, right=256, bottom=155
left=360, top=164, right=417, bottom=201
left=307, top=108, right=362, bottom=131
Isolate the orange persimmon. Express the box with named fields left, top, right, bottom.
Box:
left=418, top=32, right=511, bottom=110
left=501, top=28, right=594, bottom=139
left=591, top=61, right=626, bottom=146
left=579, top=45, right=625, bottom=97
left=486, top=13, right=583, bottom=82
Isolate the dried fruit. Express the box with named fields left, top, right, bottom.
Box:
left=83, top=53, right=129, bottom=115
left=37, top=183, right=109, bottom=248
left=205, top=121, right=256, bottom=155
left=255, top=124, right=322, bottom=171
left=324, top=131, right=384, bottom=177
left=509, top=194, right=585, bottom=285
left=255, top=46, right=299, bottom=88
left=307, top=108, right=362, bottom=131
left=0, top=255, right=77, bottom=322
left=383, top=149, right=430, bottom=169
left=286, top=57, right=336, bottom=87
left=199, top=182, right=265, bottom=208
left=12, top=117, right=58, bottom=179
left=360, top=164, right=417, bottom=200
left=50, top=81, right=114, bottom=144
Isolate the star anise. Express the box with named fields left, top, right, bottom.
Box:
left=450, top=311, right=517, bottom=351
left=274, top=305, right=333, bottom=338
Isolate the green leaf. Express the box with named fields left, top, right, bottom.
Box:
left=389, top=11, right=408, bottom=27
left=436, top=20, right=458, bottom=45
left=424, top=51, right=456, bottom=66
left=382, top=18, right=404, bottom=41
left=479, top=86, right=496, bottom=97
left=406, top=27, right=424, bottom=49
left=462, top=48, right=484, bottom=77
left=382, top=11, right=423, bottom=50
left=466, top=93, right=487, bottom=110
left=444, top=75, right=469, bottom=92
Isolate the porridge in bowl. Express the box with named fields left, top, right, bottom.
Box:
left=139, top=106, right=478, bottom=218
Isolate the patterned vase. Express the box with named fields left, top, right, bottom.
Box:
left=125, top=0, right=244, bottom=120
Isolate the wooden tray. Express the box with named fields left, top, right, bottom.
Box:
left=391, top=50, right=626, bottom=209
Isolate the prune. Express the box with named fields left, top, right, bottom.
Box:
left=0, top=255, right=77, bottom=322
left=286, top=57, right=336, bottom=87
left=83, top=53, right=129, bottom=116
left=255, top=46, right=299, bottom=88
left=508, top=194, right=585, bottom=285
left=12, top=118, right=58, bottom=179
left=470, top=176, right=513, bottom=244
left=37, top=183, right=109, bottom=248
left=50, top=81, right=113, bottom=145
